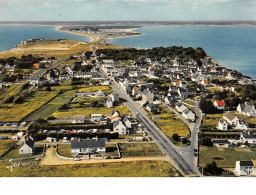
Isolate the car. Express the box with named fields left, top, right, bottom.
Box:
left=105, top=156, right=112, bottom=159
left=194, top=149, right=198, bottom=153
left=74, top=157, right=82, bottom=161
left=194, top=153, right=198, bottom=157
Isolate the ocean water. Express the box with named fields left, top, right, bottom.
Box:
left=1, top=24, right=256, bottom=78
left=0, top=24, right=90, bottom=52
left=111, top=25, right=256, bottom=78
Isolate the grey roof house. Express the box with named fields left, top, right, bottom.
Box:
left=71, top=138, right=106, bottom=155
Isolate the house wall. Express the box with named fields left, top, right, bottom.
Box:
left=19, top=144, right=33, bottom=155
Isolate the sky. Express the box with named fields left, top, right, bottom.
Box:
left=0, top=0, right=256, bottom=21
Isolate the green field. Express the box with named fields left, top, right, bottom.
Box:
left=77, top=85, right=113, bottom=93
left=0, top=140, right=15, bottom=155
left=53, top=105, right=131, bottom=117
left=201, top=114, right=223, bottom=129
left=0, top=160, right=178, bottom=177
left=199, top=147, right=256, bottom=168
left=119, top=143, right=163, bottom=157
left=0, top=90, right=59, bottom=122
left=150, top=105, right=190, bottom=138
left=24, top=90, right=76, bottom=121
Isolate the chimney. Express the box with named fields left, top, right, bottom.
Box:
left=96, top=136, right=98, bottom=141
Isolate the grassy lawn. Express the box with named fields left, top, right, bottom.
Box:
left=207, top=87, right=221, bottom=93
left=77, top=85, right=113, bottom=94
left=234, top=112, right=256, bottom=125
left=182, top=99, right=195, bottom=107
left=1, top=145, right=44, bottom=160
left=199, top=147, right=256, bottom=168
left=149, top=105, right=190, bottom=138
left=119, top=143, right=163, bottom=157
left=24, top=90, right=76, bottom=121
left=52, top=105, right=131, bottom=117
left=0, top=90, right=59, bottom=122
left=0, top=84, right=23, bottom=105
left=0, top=140, right=15, bottom=155
left=104, top=144, right=119, bottom=157
left=201, top=114, right=223, bottom=129
left=72, top=97, right=103, bottom=103
left=0, top=160, right=178, bottom=177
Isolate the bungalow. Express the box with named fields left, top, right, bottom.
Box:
left=71, top=138, right=106, bottom=155
left=113, top=119, right=127, bottom=135
left=72, top=115, right=85, bottom=124
left=213, top=140, right=231, bottom=148
left=29, top=77, right=40, bottom=85
left=19, top=137, right=34, bottom=155
left=91, top=114, right=103, bottom=122
left=182, top=109, right=195, bottom=121
left=141, top=90, right=154, bottom=104
left=123, top=116, right=132, bottom=129
left=146, top=103, right=160, bottom=113
left=223, top=112, right=239, bottom=126
left=175, top=102, right=187, bottom=113
left=218, top=119, right=228, bottom=131
left=240, top=130, right=256, bottom=144
left=214, top=100, right=226, bottom=110
left=235, top=160, right=256, bottom=176
left=237, top=102, right=256, bottom=117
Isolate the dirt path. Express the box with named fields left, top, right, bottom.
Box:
left=39, top=147, right=170, bottom=166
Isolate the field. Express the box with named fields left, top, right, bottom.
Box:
left=1, top=145, right=44, bottom=160
left=150, top=105, right=190, bottom=138
left=201, top=114, right=223, bottom=129
left=0, top=160, right=178, bottom=177
left=119, top=143, right=163, bottom=157
left=0, top=39, right=92, bottom=60
left=24, top=90, right=76, bottom=121
left=52, top=105, right=131, bottom=117
left=0, top=84, right=23, bottom=105
left=77, top=85, right=113, bottom=94
left=199, top=147, right=256, bottom=168
left=0, top=90, right=58, bottom=122
left=0, top=140, right=15, bottom=155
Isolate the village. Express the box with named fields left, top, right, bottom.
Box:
left=1, top=40, right=256, bottom=176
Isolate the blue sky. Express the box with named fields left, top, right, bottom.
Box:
left=0, top=0, right=256, bottom=21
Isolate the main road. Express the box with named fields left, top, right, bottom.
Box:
left=109, top=78, right=201, bottom=176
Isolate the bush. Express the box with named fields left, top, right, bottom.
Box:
left=4, top=96, right=14, bottom=104
left=172, top=133, right=179, bottom=142
left=204, top=161, right=223, bottom=176
left=201, top=137, right=213, bottom=147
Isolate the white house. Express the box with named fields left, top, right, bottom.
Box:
left=235, top=160, right=256, bottom=176
left=19, top=137, right=34, bottom=155
left=175, top=102, right=188, bottom=113
left=91, top=114, right=103, bottom=122
left=123, top=116, right=132, bottom=129
left=71, top=138, right=106, bottom=155
left=182, top=109, right=195, bottom=121
left=141, top=90, right=154, bottom=104
left=106, top=98, right=113, bottom=108
left=236, top=119, right=248, bottom=130
left=214, top=100, right=226, bottom=110
left=240, top=130, right=256, bottom=144
left=237, top=102, right=256, bottom=117
left=110, top=93, right=120, bottom=102
left=218, top=119, right=228, bottom=131
left=113, top=119, right=127, bottom=135
left=73, top=115, right=85, bottom=124
left=223, top=112, right=239, bottom=126
left=29, top=77, right=40, bottom=85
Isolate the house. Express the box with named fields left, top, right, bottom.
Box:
left=182, top=109, right=195, bottom=121
left=213, top=140, right=231, bottom=148
left=235, top=160, right=256, bottom=176
left=218, top=119, right=228, bottom=130
left=93, top=90, right=105, bottom=98
left=106, top=98, right=113, bottom=108
left=110, top=110, right=121, bottom=122
left=141, top=90, right=154, bottom=103
left=71, top=138, right=106, bottom=155
left=19, top=137, right=34, bottom=155
left=240, top=130, right=256, bottom=144
left=110, top=93, right=119, bottom=102
left=223, top=112, right=239, bottom=126
left=113, top=119, right=127, bottom=135
left=236, top=119, right=248, bottom=130
left=73, top=115, right=85, bottom=124
left=201, top=79, right=208, bottom=86
left=214, top=100, right=226, bottom=110
left=165, top=92, right=179, bottom=104
left=91, top=114, right=103, bottom=122
left=123, top=116, right=132, bottom=129
left=175, top=102, right=187, bottom=113
left=237, top=102, right=256, bottom=117
left=29, top=77, right=40, bottom=85
left=146, top=103, right=160, bottom=113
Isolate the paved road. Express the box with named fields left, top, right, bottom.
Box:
left=109, top=80, right=199, bottom=176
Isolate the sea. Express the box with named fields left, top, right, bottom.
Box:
left=1, top=24, right=256, bottom=78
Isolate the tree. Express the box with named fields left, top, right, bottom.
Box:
left=46, top=86, right=52, bottom=91
left=14, top=96, right=23, bottom=104
left=4, top=96, right=14, bottom=104
left=59, top=104, right=69, bottom=110
left=204, top=161, right=223, bottom=176
left=172, top=133, right=179, bottom=142
left=201, top=137, right=213, bottom=147
left=199, top=99, right=217, bottom=114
